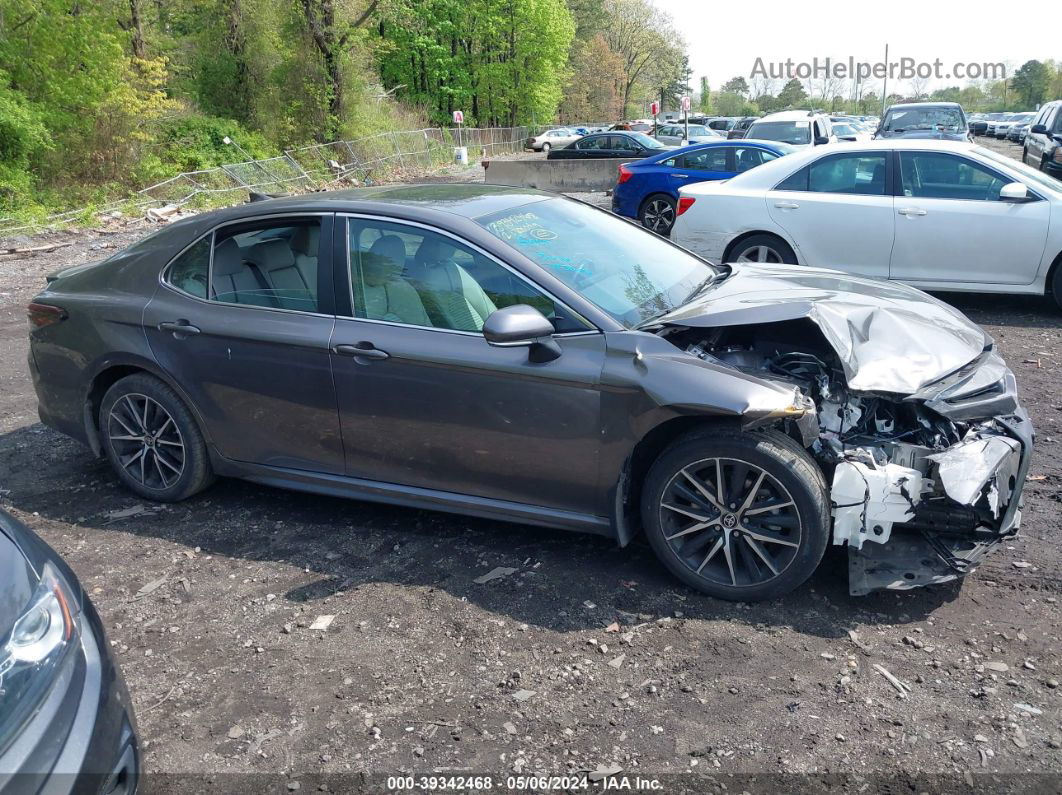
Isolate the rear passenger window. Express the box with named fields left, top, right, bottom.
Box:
left=681, top=148, right=728, bottom=172
left=210, top=219, right=322, bottom=312
left=775, top=166, right=809, bottom=191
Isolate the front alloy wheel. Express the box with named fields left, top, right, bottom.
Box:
left=658, top=457, right=801, bottom=588
left=642, top=429, right=829, bottom=601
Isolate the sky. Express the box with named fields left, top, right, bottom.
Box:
left=655, top=0, right=1057, bottom=98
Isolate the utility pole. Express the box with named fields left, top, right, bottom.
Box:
left=881, top=43, right=889, bottom=117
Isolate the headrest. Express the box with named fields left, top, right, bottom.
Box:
left=291, top=224, right=320, bottom=256
left=212, top=238, right=246, bottom=277
left=247, top=238, right=295, bottom=272
left=414, top=237, right=456, bottom=266
left=368, top=235, right=406, bottom=267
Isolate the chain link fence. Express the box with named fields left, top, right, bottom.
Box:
left=0, top=126, right=536, bottom=236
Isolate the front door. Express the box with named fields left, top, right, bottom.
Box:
left=766, top=150, right=894, bottom=279
left=329, top=216, right=607, bottom=515
left=143, top=214, right=344, bottom=473
left=890, top=151, right=1049, bottom=285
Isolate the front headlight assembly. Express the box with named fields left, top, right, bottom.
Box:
left=0, top=563, right=81, bottom=753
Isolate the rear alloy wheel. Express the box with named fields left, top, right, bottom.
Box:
left=542, top=142, right=551, bottom=153
left=730, top=233, right=797, bottom=265
left=100, top=373, right=214, bottom=502
left=642, top=429, right=829, bottom=601
left=639, top=195, right=677, bottom=235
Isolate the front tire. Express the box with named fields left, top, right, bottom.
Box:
left=99, top=373, right=214, bottom=502
left=641, top=429, right=830, bottom=601
left=542, top=142, right=551, bottom=153
left=639, top=194, right=677, bottom=235
left=729, top=233, right=797, bottom=265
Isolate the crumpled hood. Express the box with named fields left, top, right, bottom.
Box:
left=653, top=262, right=988, bottom=394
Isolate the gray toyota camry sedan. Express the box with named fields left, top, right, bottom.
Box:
left=27, top=185, right=1033, bottom=600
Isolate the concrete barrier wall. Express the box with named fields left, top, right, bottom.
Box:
left=482, top=158, right=629, bottom=192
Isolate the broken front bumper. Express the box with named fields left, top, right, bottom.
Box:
left=821, top=346, right=1034, bottom=598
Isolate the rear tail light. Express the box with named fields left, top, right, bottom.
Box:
left=677, top=197, right=696, bottom=216
left=617, top=164, right=633, bottom=183
left=27, top=303, right=67, bottom=329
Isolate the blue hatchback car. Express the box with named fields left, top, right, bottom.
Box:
left=612, top=140, right=795, bottom=235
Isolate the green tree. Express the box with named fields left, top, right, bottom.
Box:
left=776, top=78, right=808, bottom=108
left=1012, top=60, right=1051, bottom=108
left=698, top=76, right=711, bottom=114
left=721, top=76, right=748, bottom=97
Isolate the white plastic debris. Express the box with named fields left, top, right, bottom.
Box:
left=831, top=457, right=925, bottom=548
left=309, top=615, right=335, bottom=631
left=929, top=434, right=1021, bottom=515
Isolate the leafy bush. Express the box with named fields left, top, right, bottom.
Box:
left=141, top=114, right=280, bottom=177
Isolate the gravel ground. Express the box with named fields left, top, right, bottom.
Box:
left=1, top=142, right=1060, bottom=792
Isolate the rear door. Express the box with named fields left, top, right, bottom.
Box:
left=889, top=151, right=1049, bottom=285
left=143, top=213, right=345, bottom=473
left=766, top=150, right=894, bottom=279
left=669, top=147, right=731, bottom=191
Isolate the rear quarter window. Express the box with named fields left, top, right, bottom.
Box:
left=165, top=236, right=211, bottom=299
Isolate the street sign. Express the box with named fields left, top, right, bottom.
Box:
left=452, top=110, right=464, bottom=124
left=681, top=96, right=690, bottom=112
left=650, top=101, right=660, bottom=116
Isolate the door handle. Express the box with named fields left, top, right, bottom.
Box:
left=333, top=342, right=389, bottom=360
left=774, top=201, right=800, bottom=209
left=672, top=173, right=690, bottom=178
left=898, top=207, right=927, bottom=216
left=157, top=320, right=200, bottom=337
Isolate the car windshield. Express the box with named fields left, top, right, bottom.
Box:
left=974, top=147, right=1062, bottom=196
left=476, top=198, right=717, bottom=327
left=882, top=108, right=964, bottom=131
left=685, top=125, right=710, bottom=136
left=746, top=121, right=811, bottom=145
left=833, top=123, right=857, bottom=136
left=626, top=132, right=659, bottom=148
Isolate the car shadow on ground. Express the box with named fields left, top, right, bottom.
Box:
left=932, top=292, right=1062, bottom=330
left=0, top=423, right=964, bottom=641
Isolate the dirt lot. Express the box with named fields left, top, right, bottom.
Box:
left=1, top=140, right=1061, bottom=791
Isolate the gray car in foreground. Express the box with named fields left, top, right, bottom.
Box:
left=27, top=185, right=1032, bottom=600
left=0, top=509, right=138, bottom=794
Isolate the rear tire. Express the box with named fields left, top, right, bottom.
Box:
left=641, top=428, right=830, bottom=601
left=542, top=142, right=551, bottom=153
left=99, top=373, right=214, bottom=502
left=638, top=194, right=677, bottom=235
left=728, top=233, right=797, bottom=265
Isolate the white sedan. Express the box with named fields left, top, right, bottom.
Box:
left=526, top=128, right=582, bottom=152
left=670, top=140, right=1062, bottom=308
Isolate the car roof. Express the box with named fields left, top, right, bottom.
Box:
left=885, top=102, right=963, bottom=111
left=153, top=183, right=558, bottom=238
left=753, top=111, right=823, bottom=122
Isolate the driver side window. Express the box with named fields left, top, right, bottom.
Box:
left=346, top=220, right=585, bottom=333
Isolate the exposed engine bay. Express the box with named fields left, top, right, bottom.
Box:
left=659, top=318, right=1034, bottom=595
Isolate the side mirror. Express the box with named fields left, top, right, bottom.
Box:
left=482, top=304, right=561, bottom=362
left=814, top=136, right=830, bottom=145
left=1030, top=124, right=1048, bottom=135
left=1000, top=182, right=1033, bottom=203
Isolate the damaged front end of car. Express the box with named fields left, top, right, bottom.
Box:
left=650, top=265, right=1034, bottom=596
